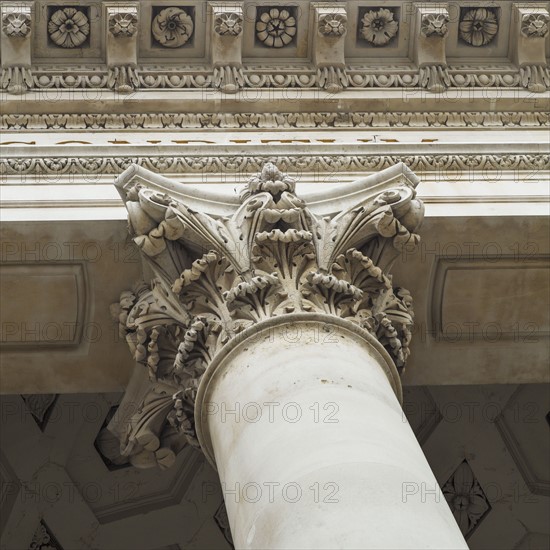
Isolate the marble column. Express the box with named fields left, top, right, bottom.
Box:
left=196, top=315, right=468, bottom=549
left=105, top=162, right=468, bottom=549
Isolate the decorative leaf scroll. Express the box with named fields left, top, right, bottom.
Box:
left=107, top=163, right=423, bottom=468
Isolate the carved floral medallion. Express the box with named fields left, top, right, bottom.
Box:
left=48, top=7, right=89, bottom=48
left=256, top=8, right=297, bottom=48
left=360, top=8, right=398, bottom=46
left=459, top=8, right=498, bottom=47
left=152, top=7, right=194, bottom=48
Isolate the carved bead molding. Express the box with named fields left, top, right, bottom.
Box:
left=105, top=162, right=423, bottom=468
left=2, top=153, right=548, bottom=177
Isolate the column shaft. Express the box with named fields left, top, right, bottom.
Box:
left=196, top=315, right=468, bottom=550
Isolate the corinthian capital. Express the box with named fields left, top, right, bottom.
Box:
left=101, top=163, right=423, bottom=469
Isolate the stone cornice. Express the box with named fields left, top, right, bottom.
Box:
left=1, top=1, right=549, bottom=94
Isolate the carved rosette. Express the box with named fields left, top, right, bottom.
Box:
left=318, top=13, right=347, bottom=37
left=214, top=12, right=243, bottom=36
left=421, top=13, right=449, bottom=38
left=152, top=7, right=193, bottom=48
left=459, top=8, right=498, bottom=47
left=2, top=11, right=31, bottom=38
left=360, top=8, right=398, bottom=46
left=108, top=163, right=423, bottom=469
left=109, top=11, right=138, bottom=38
left=256, top=8, right=296, bottom=48
left=521, top=13, right=549, bottom=38
left=48, top=7, right=90, bottom=48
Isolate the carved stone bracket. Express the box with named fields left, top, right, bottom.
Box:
left=210, top=2, right=244, bottom=93
left=312, top=3, right=348, bottom=92
left=104, top=162, right=423, bottom=469
left=413, top=5, right=450, bottom=93
left=105, top=3, right=139, bottom=93
left=0, top=2, right=33, bottom=95
left=510, top=4, right=550, bottom=92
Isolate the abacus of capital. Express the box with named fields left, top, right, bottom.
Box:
left=103, top=162, right=468, bottom=549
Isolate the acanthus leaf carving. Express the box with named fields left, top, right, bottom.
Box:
left=520, top=64, right=550, bottom=93
left=316, top=66, right=347, bottom=92
left=105, top=162, right=423, bottom=467
left=419, top=64, right=451, bottom=93
left=213, top=66, right=244, bottom=94
left=107, top=65, right=139, bottom=94
left=0, top=66, right=33, bottom=95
